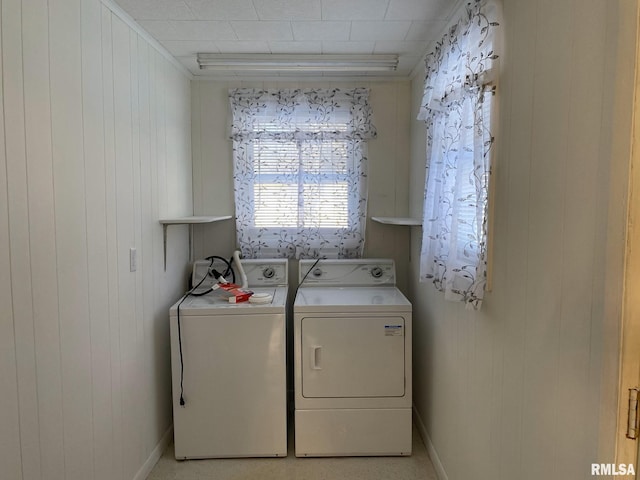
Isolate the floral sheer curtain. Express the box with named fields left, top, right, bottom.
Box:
left=229, top=88, right=376, bottom=259
left=417, top=0, right=499, bottom=310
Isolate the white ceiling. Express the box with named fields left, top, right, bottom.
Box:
left=113, top=0, right=462, bottom=78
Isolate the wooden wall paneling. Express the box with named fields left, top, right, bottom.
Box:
left=425, top=295, right=445, bottom=452
left=422, top=295, right=444, bottom=470
left=594, top=1, right=621, bottom=459
left=157, top=61, right=184, bottom=268
left=128, top=28, right=146, bottom=471
left=488, top=318, right=505, bottom=480
left=484, top=302, right=507, bottom=478
left=0, top=2, right=193, bottom=479
left=393, top=81, right=413, bottom=215
left=191, top=81, right=203, bottom=257
left=164, top=63, right=176, bottom=216
left=409, top=281, right=431, bottom=433
left=163, top=75, right=189, bottom=303
left=196, top=81, right=236, bottom=259
left=148, top=49, right=172, bottom=438
left=185, top=78, right=193, bottom=209
left=49, top=0, right=95, bottom=477
left=437, top=300, right=460, bottom=477
left=147, top=48, right=162, bottom=422
left=368, top=82, right=397, bottom=217
left=111, top=15, right=138, bottom=480
left=148, top=49, right=159, bottom=267
left=180, top=72, right=193, bottom=215
left=408, top=1, right=633, bottom=479
left=168, top=62, right=182, bottom=217
left=2, top=0, right=42, bottom=477
left=498, top=0, right=537, bottom=477
left=22, top=0, right=65, bottom=478
left=555, top=1, right=607, bottom=477
left=101, top=6, right=125, bottom=479
left=521, top=0, right=573, bottom=478
left=156, top=53, right=168, bottom=220
left=363, top=82, right=393, bottom=257
left=165, top=66, right=191, bottom=217
left=152, top=50, right=177, bottom=435
left=157, top=57, right=186, bottom=277
left=149, top=50, right=161, bottom=295
left=0, top=1, right=23, bottom=476
left=393, top=82, right=411, bottom=291
left=467, top=312, right=494, bottom=479
left=437, top=306, right=459, bottom=478
left=137, top=35, right=155, bottom=452
left=455, top=309, right=473, bottom=478
left=80, top=1, right=114, bottom=478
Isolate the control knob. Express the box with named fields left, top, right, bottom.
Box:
left=262, top=267, right=275, bottom=279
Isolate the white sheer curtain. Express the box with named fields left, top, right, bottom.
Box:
left=229, top=88, right=376, bottom=259
left=417, top=0, right=500, bottom=310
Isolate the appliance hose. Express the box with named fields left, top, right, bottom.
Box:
left=233, top=250, right=248, bottom=289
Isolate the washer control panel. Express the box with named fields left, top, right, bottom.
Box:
left=192, top=258, right=288, bottom=287
left=243, top=260, right=288, bottom=286
left=299, top=259, right=396, bottom=286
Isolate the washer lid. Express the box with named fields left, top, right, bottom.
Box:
left=170, top=286, right=287, bottom=316
left=294, top=286, right=411, bottom=313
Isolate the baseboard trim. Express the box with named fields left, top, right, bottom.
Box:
left=132, top=425, right=173, bottom=480
left=413, top=405, right=448, bottom=480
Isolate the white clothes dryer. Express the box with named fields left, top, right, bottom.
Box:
left=293, top=259, right=412, bottom=457
left=169, top=259, right=288, bottom=459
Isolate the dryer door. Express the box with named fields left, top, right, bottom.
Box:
left=301, top=316, right=405, bottom=398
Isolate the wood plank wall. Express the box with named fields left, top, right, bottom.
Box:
left=408, top=1, right=636, bottom=479
left=0, top=1, right=193, bottom=479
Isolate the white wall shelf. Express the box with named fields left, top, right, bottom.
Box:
left=371, top=216, right=422, bottom=226
left=160, top=216, right=232, bottom=270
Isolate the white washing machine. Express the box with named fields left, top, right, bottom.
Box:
left=169, top=258, right=288, bottom=459
left=293, top=259, right=412, bottom=457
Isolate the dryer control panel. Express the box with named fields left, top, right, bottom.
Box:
left=299, top=259, right=395, bottom=287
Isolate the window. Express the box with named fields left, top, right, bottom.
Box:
left=417, top=0, right=500, bottom=310
left=251, top=138, right=350, bottom=228
left=229, top=88, right=376, bottom=259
